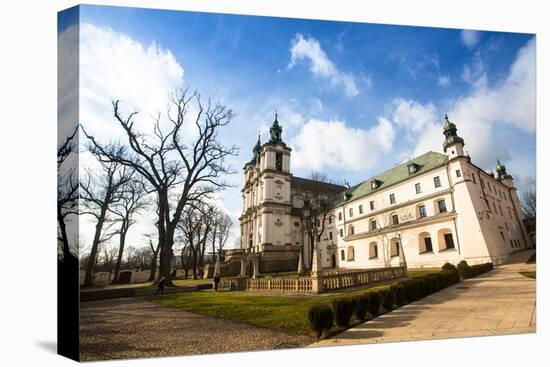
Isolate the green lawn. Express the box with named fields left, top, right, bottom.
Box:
left=407, top=268, right=441, bottom=278
left=520, top=271, right=536, bottom=279
left=147, top=284, right=389, bottom=336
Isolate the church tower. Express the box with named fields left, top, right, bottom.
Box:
left=239, top=114, right=298, bottom=272
left=442, top=114, right=465, bottom=158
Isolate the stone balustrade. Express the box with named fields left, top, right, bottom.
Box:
left=216, top=266, right=406, bottom=294
left=322, top=266, right=406, bottom=291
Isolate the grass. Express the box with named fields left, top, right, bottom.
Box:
left=520, top=271, right=536, bottom=279
left=147, top=284, right=389, bottom=336
left=407, top=268, right=441, bottom=278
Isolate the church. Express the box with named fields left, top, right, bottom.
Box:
left=233, top=114, right=531, bottom=274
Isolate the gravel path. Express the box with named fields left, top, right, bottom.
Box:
left=79, top=297, right=313, bottom=361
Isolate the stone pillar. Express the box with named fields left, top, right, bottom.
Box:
left=252, top=257, right=260, bottom=279
left=240, top=259, right=247, bottom=277
left=310, top=245, right=324, bottom=293
left=297, top=251, right=303, bottom=275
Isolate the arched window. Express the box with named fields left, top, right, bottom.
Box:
left=347, top=246, right=355, bottom=261
left=369, top=242, right=378, bottom=259
left=390, top=238, right=400, bottom=257
left=437, top=229, right=455, bottom=251
left=418, top=232, right=433, bottom=253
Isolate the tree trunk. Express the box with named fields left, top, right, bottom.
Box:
left=83, top=202, right=109, bottom=287
left=112, top=220, right=128, bottom=284
left=57, top=205, right=70, bottom=260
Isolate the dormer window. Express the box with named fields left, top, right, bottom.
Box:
left=408, top=163, right=420, bottom=175
left=371, top=179, right=382, bottom=190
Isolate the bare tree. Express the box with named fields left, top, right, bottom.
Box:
left=300, top=172, right=344, bottom=271
left=81, top=90, right=237, bottom=285
left=80, top=160, right=132, bottom=286
left=178, top=203, right=214, bottom=279
left=211, top=209, right=232, bottom=261
left=110, top=179, right=149, bottom=283
left=57, top=125, right=79, bottom=261
left=520, top=178, right=536, bottom=218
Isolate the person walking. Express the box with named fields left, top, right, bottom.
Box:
left=213, top=273, right=221, bottom=291
left=155, top=276, right=165, bottom=295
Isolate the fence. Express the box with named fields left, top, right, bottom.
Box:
left=217, top=266, right=406, bottom=294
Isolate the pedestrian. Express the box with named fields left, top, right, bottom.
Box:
left=155, top=276, right=165, bottom=295
left=213, top=272, right=221, bottom=291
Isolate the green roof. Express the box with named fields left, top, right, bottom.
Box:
left=333, top=151, right=449, bottom=206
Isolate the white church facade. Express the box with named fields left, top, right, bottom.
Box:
left=236, top=114, right=531, bottom=273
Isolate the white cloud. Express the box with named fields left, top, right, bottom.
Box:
left=288, top=33, right=359, bottom=97
left=80, top=23, right=184, bottom=140
left=438, top=75, right=450, bottom=87
left=461, top=30, right=481, bottom=48
left=291, top=117, right=395, bottom=172
left=396, top=38, right=535, bottom=170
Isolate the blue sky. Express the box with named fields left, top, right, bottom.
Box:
left=60, top=5, right=536, bottom=248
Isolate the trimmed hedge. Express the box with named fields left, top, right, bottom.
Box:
left=467, top=262, right=493, bottom=278
left=457, top=260, right=471, bottom=278
left=308, top=304, right=334, bottom=338
left=367, top=291, right=382, bottom=316
left=378, top=288, right=394, bottom=311
left=354, top=294, right=369, bottom=320
left=331, top=297, right=355, bottom=327
left=442, top=262, right=457, bottom=271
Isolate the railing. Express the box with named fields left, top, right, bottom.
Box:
left=217, top=266, right=406, bottom=294
left=247, top=277, right=313, bottom=293
left=322, top=266, right=406, bottom=291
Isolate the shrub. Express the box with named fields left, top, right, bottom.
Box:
left=308, top=304, right=334, bottom=338
left=354, top=294, right=369, bottom=320
left=425, top=273, right=441, bottom=293
left=440, top=269, right=460, bottom=286
left=367, top=291, right=382, bottom=316
left=468, top=262, right=493, bottom=277
left=390, top=283, right=406, bottom=306
left=442, top=262, right=457, bottom=271
left=379, top=289, right=394, bottom=311
left=457, top=260, right=471, bottom=278
left=331, top=297, right=355, bottom=327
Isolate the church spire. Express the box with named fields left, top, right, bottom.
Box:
left=269, top=112, right=283, bottom=143
left=253, top=133, right=262, bottom=162
left=496, top=159, right=512, bottom=181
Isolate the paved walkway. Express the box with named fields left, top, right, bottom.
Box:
left=80, top=297, right=313, bottom=361
left=312, top=250, right=536, bottom=347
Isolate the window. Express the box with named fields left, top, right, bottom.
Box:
left=418, top=204, right=427, bottom=218
left=438, top=199, right=447, bottom=213
left=359, top=205, right=363, bottom=214
left=338, top=212, right=342, bottom=221
left=389, top=193, right=396, bottom=204
left=349, top=208, right=353, bottom=217
left=434, top=176, right=441, bottom=188
left=328, top=216, right=332, bottom=224
left=510, top=240, right=514, bottom=249
left=415, top=183, right=422, bottom=194
left=329, top=231, right=333, bottom=240
left=444, top=233, right=455, bottom=249
left=370, top=219, right=377, bottom=231
left=339, top=229, right=344, bottom=237
left=340, top=249, right=345, bottom=261
left=424, top=237, right=433, bottom=252
left=275, top=152, right=283, bottom=171
left=509, top=210, right=513, bottom=220
left=456, top=169, right=462, bottom=178
left=500, top=231, right=505, bottom=241
left=347, top=246, right=355, bottom=261
left=471, top=173, right=477, bottom=184
left=370, top=201, right=375, bottom=210
left=369, top=242, right=378, bottom=259
left=349, top=225, right=355, bottom=235
left=408, top=163, right=419, bottom=175
left=392, top=213, right=399, bottom=225
left=493, top=202, right=497, bottom=214
left=499, top=204, right=503, bottom=216
left=390, top=239, right=400, bottom=257
left=480, top=178, right=485, bottom=188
